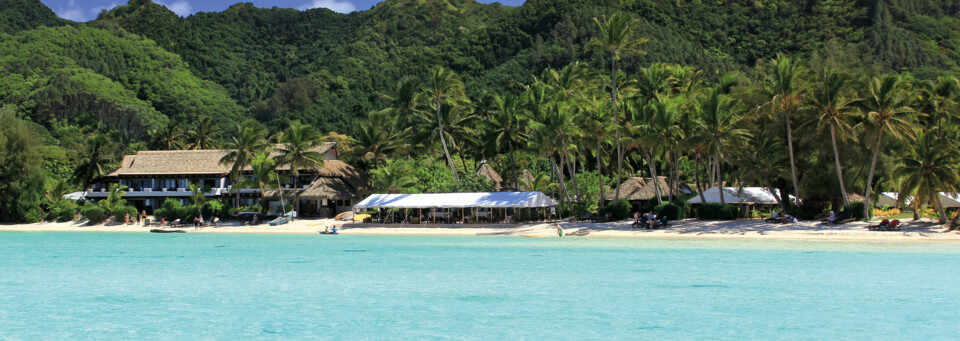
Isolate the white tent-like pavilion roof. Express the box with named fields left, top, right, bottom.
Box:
left=687, top=187, right=784, bottom=205
left=878, top=192, right=960, bottom=208
left=354, top=192, right=559, bottom=209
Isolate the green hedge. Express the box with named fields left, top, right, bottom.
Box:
left=47, top=202, right=77, bottom=222
left=81, top=205, right=109, bottom=224
left=786, top=203, right=826, bottom=220
left=599, top=199, right=631, bottom=220
left=695, top=204, right=739, bottom=220
left=655, top=201, right=690, bottom=221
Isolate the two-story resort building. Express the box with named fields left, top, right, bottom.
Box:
left=84, top=142, right=365, bottom=217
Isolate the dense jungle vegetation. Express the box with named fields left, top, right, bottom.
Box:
left=1, top=0, right=960, bottom=223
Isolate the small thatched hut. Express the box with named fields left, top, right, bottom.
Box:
left=606, top=177, right=681, bottom=210
left=476, top=163, right=504, bottom=191
left=518, top=169, right=536, bottom=191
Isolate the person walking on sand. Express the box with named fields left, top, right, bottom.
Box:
left=124, top=213, right=130, bottom=225
left=141, top=210, right=147, bottom=226
left=555, top=223, right=564, bottom=237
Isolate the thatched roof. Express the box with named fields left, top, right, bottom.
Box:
left=264, top=177, right=361, bottom=201
left=476, top=163, right=503, bottom=190
left=518, top=169, right=535, bottom=191
left=106, top=142, right=342, bottom=177
left=606, top=176, right=678, bottom=201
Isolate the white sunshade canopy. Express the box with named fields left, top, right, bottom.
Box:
left=687, top=187, right=784, bottom=205
left=879, top=192, right=960, bottom=208
left=354, top=192, right=559, bottom=209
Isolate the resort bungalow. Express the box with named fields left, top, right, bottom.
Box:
left=877, top=192, right=960, bottom=209
left=606, top=177, right=684, bottom=211
left=353, top=192, right=559, bottom=224
left=84, top=142, right=365, bottom=217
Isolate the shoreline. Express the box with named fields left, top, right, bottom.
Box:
left=2, top=218, right=959, bottom=242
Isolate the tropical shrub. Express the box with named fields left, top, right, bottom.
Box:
left=695, top=204, right=739, bottom=220
left=873, top=207, right=901, bottom=218
left=154, top=199, right=190, bottom=221
left=47, top=202, right=77, bottom=222
left=599, top=199, right=631, bottom=220
left=655, top=201, right=691, bottom=221
left=843, top=201, right=871, bottom=221
left=786, top=203, right=825, bottom=220
left=81, top=205, right=109, bottom=224
left=112, top=205, right=139, bottom=223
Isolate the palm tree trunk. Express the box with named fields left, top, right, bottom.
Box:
left=646, top=149, right=663, bottom=205
left=457, top=148, right=469, bottom=174
left=785, top=113, right=802, bottom=204
left=766, top=180, right=787, bottom=212
left=597, top=135, right=605, bottom=208
left=611, top=57, right=623, bottom=201
left=562, top=139, right=580, bottom=201
left=829, top=124, right=850, bottom=206
left=695, top=155, right=707, bottom=205
left=864, top=131, right=884, bottom=220
left=716, top=151, right=725, bottom=205
left=436, top=102, right=459, bottom=180
left=509, top=141, right=518, bottom=190
left=949, top=207, right=960, bottom=230
left=934, top=194, right=947, bottom=224
left=550, top=156, right=569, bottom=202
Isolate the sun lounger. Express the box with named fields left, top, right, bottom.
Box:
left=867, top=219, right=889, bottom=231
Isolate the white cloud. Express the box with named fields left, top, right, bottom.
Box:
left=158, top=1, right=193, bottom=17
left=89, top=2, right=121, bottom=17
left=56, top=0, right=87, bottom=21
left=300, top=0, right=356, bottom=13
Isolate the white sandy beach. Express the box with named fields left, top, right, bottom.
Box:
left=3, top=217, right=960, bottom=242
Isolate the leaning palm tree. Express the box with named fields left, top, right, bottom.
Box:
left=371, top=159, right=418, bottom=194
left=756, top=53, right=807, bottom=204
left=588, top=12, right=648, bottom=201
left=421, top=66, right=469, bottom=180
left=72, top=134, right=116, bottom=188
left=219, top=120, right=271, bottom=208
left=804, top=68, right=861, bottom=206
left=858, top=75, right=918, bottom=218
left=188, top=116, right=221, bottom=150
left=895, top=130, right=959, bottom=224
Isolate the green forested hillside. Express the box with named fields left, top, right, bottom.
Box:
left=2, top=0, right=960, bottom=223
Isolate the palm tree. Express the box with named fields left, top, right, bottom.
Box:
left=691, top=83, right=752, bottom=205
left=188, top=116, right=220, bottom=150
left=219, top=120, right=271, bottom=208
left=148, top=121, right=184, bottom=150
left=895, top=130, right=959, bottom=224
left=858, top=75, right=918, bottom=218
left=735, top=131, right=789, bottom=212
left=487, top=93, right=527, bottom=189
left=380, top=76, right=422, bottom=129
left=421, top=66, right=469, bottom=180
left=805, top=68, right=861, bottom=206
left=100, top=183, right=127, bottom=214
left=756, top=53, right=807, bottom=204
left=588, top=12, right=648, bottom=201
left=354, top=112, right=408, bottom=166
left=581, top=97, right=612, bottom=208
left=371, top=159, right=418, bottom=194
left=73, top=134, right=116, bottom=188
left=188, top=182, right=210, bottom=216
left=641, top=95, right=685, bottom=204
left=275, top=120, right=326, bottom=189
left=234, top=152, right=283, bottom=212
left=520, top=170, right=560, bottom=193
left=415, top=103, right=479, bottom=174
left=917, top=76, right=959, bottom=138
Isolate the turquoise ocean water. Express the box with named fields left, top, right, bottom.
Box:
left=1, top=232, right=959, bottom=339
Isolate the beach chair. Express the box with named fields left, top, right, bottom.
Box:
left=867, top=219, right=889, bottom=231
left=830, top=211, right=855, bottom=225
left=884, top=219, right=901, bottom=231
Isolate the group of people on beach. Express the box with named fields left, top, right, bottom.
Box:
left=632, top=211, right=662, bottom=229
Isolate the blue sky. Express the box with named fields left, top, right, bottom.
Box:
left=41, top=0, right=525, bottom=22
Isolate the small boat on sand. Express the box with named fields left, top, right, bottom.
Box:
left=150, top=229, right=185, bottom=233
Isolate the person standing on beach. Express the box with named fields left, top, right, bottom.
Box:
left=141, top=210, right=147, bottom=226
left=555, top=223, right=564, bottom=237
left=124, top=213, right=130, bottom=225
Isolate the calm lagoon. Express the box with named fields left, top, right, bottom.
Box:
left=1, top=232, right=958, bottom=339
